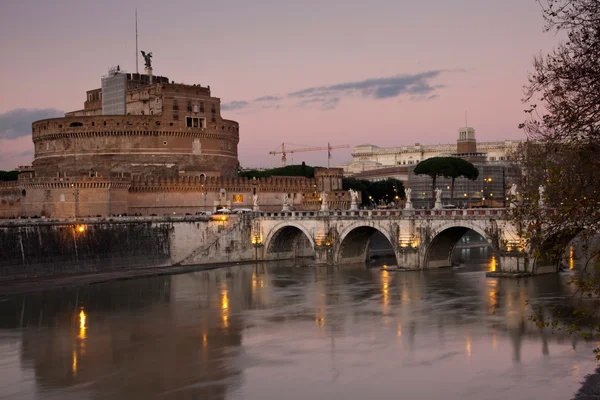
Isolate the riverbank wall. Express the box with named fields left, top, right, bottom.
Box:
left=0, top=215, right=257, bottom=281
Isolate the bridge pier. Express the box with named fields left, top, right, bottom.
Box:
left=395, top=249, right=421, bottom=269
left=499, top=254, right=531, bottom=274
left=314, top=245, right=333, bottom=266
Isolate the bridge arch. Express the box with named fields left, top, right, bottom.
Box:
left=262, top=221, right=316, bottom=261
left=424, top=221, right=494, bottom=269
left=533, top=228, right=584, bottom=273
left=336, top=221, right=397, bottom=265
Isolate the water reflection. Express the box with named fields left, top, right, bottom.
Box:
left=0, top=260, right=596, bottom=399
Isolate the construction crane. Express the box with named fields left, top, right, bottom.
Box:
left=269, top=143, right=350, bottom=167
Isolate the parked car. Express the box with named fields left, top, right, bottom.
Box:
left=215, top=208, right=232, bottom=214
left=233, top=208, right=253, bottom=214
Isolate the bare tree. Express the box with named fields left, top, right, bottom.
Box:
left=517, top=0, right=600, bottom=351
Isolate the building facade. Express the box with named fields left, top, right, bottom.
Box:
left=340, top=127, right=523, bottom=177
left=340, top=126, right=523, bottom=208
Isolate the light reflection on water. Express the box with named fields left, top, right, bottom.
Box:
left=0, top=257, right=596, bottom=400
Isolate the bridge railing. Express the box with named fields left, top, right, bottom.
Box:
left=257, top=208, right=512, bottom=219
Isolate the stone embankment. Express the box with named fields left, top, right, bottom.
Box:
left=0, top=215, right=256, bottom=285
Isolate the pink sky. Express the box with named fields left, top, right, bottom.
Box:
left=0, top=0, right=560, bottom=170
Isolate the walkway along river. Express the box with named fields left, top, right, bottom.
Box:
left=0, top=253, right=596, bottom=400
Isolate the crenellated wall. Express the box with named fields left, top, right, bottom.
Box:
left=3, top=169, right=352, bottom=218
left=19, top=176, right=130, bottom=218
left=0, top=182, right=22, bottom=219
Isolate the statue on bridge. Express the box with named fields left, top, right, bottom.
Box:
left=349, top=189, right=359, bottom=211
left=405, top=188, right=413, bottom=210
left=508, top=184, right=517, bottom=208
left=252, top=194, right=259, bottom=212
left=282, top=194, right=290, bottom=212
left=434, top=188, right=443, bottom=210
left=320, top=191, right=329, bottom=211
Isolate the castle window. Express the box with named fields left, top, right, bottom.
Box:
left=69, top=122, right=83, bottom=127
left=173, top=112, right=179, bottom=120
left=91, top=122, right=95, bottom=126
left=200, top=102, right=204, bottom=113
left=186, top=117, right=203, bottom=128
left=187, top=101, right=192, bottom=112
left=163, top=141, right=168, bottom=145
left=173, top=100, right=179, bottom=110
left=211, top=104, right=216, bottom=113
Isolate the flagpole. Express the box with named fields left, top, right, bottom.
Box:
left=135, top=9, right=139, bottom=74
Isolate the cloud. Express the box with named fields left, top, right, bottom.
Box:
left=13, top=150, right=33, bottom=157
left=255, top=95, right=281, bottom=102
left=0, top=136, right=34, bottom=170
left=321, top=97, right=340, bottom=110
left=289, top=70, right=443, bottom=100
left=220, top=70, right=447, bottom=112
left=221, top=101, right=249, bottom=111
left=0, top=108, right=64, bottom=139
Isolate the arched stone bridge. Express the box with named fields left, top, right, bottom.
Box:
left=251, top=208, right=570, bottom=274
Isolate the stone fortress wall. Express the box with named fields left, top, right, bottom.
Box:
left=32, top=114, right=239, bottom=178
left=0, top=182, right=21, bottom=218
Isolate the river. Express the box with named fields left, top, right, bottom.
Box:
left=0, top=252, right=596, bottom=399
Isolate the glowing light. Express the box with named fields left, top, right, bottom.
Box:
left=489, top=255, right=497, bottom=272
left=221, top=288, right=229, bottom=328
left=76, top=225, right=85, bottom=233
left=569, top=245, right=575, bottom=270
left=411, top=236, right=420, bottom=248
left=488, top=279, right=498, bottom=315
left=315, top=316, right=325, bottom=327
left=221, top=216, right=227, bottom=221
left=221, top=290, right=229, bottom=310
left=72, top=350, right=77, bottom=376
left=466, top=332, right=472, bottom=359
left=78, top=309, right=87, bottom=340
left=203, top=333, right=208, bottom=348
left=251, top=235, right=262, bottom=245
left=382, top=270, right=390, bottom=307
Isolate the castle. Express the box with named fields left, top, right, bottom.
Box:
left=0, top=63, right=349, bottom=219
